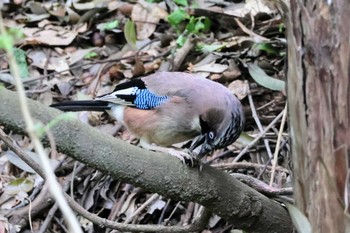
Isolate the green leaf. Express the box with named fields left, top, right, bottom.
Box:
left=185, top=16, right=196, bottom=33
left=194, top=20, right=205, bottom=33
left=279, top=23, right=285, bottom=32
left=176, top=34, right=187, bottom=47
left=285, top=203, right=312, bottom=233
left=195, top=17, right=211, bottom=33
left=253, top=43, right=280, bottom=55
left=174, top=0, right=188, bottom=7
left=167, top=8, right=188, bottom=26
left=203, top=17, right=211, bottom=31
left=185, top=16, right=211, bottom=34
left=0, top=33, right=14, bottom=51
left=124, top=20, right=137, bottom=49
left=196, top=43, right=225, bottom=53
left=247, top=63, right=285, bottom=91
left=13, top=48, right=29, bottom=78
left=0, top=28, right=24, bottom=51
left=84, top=52, right=98, bottom=59
left=237, top=132, right=254, bottom=146
left=8, top=28, right=25, bottom=40
left=101, top=20, right=119, bottom=31
left=6, top=178, right=34, bottom=194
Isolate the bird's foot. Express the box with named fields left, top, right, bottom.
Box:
left=168, top=149, right=199, bottom=167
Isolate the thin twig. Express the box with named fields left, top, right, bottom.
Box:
left=171, top=36, right=195, bottom=71
left=38, top=203, right=59, bottom=233
left=232, top=173, right=293, bottom=196
left=234, top=18, right=269, bottom=42
left=233, top=108, right=286, bottom=163
left=248, top=88, right=273, bottom=159
left=158, top=199, right=171, bottom=224
left=124, top=193, right=160, bottom=224
left=269, top=103, right=288, bottom=186
left=26, top=197, right=33, bottom=232
left=212, top=161, right=289, bottom=173
left=256, top=100, right=275, bottom=111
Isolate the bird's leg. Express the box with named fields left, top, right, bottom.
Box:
left=139, top=140, right=196, bottom=166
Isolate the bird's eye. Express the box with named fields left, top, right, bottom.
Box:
left=208, top=131, right=215, bottom=140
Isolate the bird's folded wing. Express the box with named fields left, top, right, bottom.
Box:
left=95, top=78, right=170, bottom=110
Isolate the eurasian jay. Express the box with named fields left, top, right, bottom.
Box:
left=51, top=72, right=244, bottom=164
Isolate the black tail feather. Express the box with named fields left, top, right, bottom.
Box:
left=50, top=100, right=110, bottom=112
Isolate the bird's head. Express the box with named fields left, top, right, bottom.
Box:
left=192, top=101, right=244, bottom=159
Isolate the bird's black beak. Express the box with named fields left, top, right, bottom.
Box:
left=190, top=134, right=205, bottom=151
left=190, top=134, right=212, bottom=160
left=197, top=145, right=210, bottom=159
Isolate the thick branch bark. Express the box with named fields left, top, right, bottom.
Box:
left=0, top=88, right=292, bottom=233
left=287, top=1, right=350, bottom=232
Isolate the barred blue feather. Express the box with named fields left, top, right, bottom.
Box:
left=94, top=78, right=169, bottom=110
left=132, top=88, right=169, bottom=109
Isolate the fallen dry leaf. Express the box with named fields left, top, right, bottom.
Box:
left=131, top=1, right=168, bottom=40
left=228, top=80, right=249, bottom=100
left=23, top=24, right=78, bottom=46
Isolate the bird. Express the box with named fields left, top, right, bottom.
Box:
left=50, top=71, right=244, bottom=165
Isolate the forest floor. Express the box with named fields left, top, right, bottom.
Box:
left=0, top=1, right=289, bottom=232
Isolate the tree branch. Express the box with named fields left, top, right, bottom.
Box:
left=0, top=88, right=292, bottom=233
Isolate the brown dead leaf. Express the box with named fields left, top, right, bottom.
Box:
left=131, top=1, right=168, bottom=40
left=192, top=62, right=228, bottom=73
left=223, top=69, right=241, bottom=81
left=133, top=57, right=145, bottom=77
left=23, top=24, right=77, bottom=46
left=228, top=80, right=249, bottom=100
left=65, top=6, right=80, bottom=23
left=28, top=48, right=96, bottom=72
left=27, top=1, right=47, bottom=15
left=49, top=5, right=66, bottom=18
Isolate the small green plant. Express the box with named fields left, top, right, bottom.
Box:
left=124, top=19, right=137, bottom=49
left=0, top=29, right=28, bottom=78
left=252, top=42, right=286, bottom=56
left=167, top=1, right=211, bottom=46
left=0, top=28, right=24, bottom=51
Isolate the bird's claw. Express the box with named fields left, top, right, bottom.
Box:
left=167, top=149, right=204, bottom=168
left=168, top=149, right=199, bottom=167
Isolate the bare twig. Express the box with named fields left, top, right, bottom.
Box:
left=232, top=173, right=293, bottom=196
left=171, top=36, right=195, bottom=71
left=233, top=108, right=286, bottom=163
left=38, top=203, right=59, bottom=233
left=270, top=103, right=288, bottom=186
left=248, top=88, right=273, bottom=159
left=234, top=18, right=269, bottom=42
left=212, top=161, right=289, bottom=174
left=124, top=193, right=160, bottom=224
left=158, top=199, right=171, bottom=224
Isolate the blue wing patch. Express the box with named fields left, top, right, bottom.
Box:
left=97, top=78, right=169, bottom=110
left=133, top=88, right=169, bottom=109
